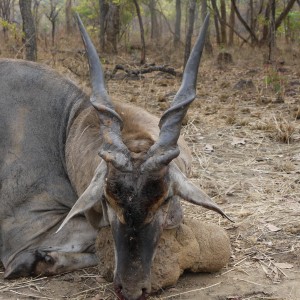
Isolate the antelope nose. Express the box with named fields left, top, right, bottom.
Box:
left=117, top=281, right=151, bottom=300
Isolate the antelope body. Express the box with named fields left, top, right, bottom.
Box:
left=0, top=15, right=229, bottom=300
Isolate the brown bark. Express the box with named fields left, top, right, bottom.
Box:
left=99, top=0, right=108, bottom=52
left=261, top=1, right=270, bottom=44
left=106, top=3, right=120, bottom=54
left=0, top=0, right=12, bottom=40
left=228, top=0, right=235, bottom=46
left=19, top=0, right=37, bottom=61
left=112, top=64, right=177, bottom=78
left=65, top=0, right=72, bottom=34
left=174, top=0, right=181, bottom=46
left=275, top=0, right=296, bottom=29
left=231, top=0, right=259, bottom=44
left=220, top=0, right=227, bottom=45
left=201, top=0, right=213, bottom=53
left=149, top=0, right=159, bottom=41
left=32, top=0, right=42, bottom=33
left=268, top=0, right=276, bottom=62
left=211, top=0, right=221, bottom=45
left=45, top=0, right=61, bottom=46
left=231, top=0, right=296, bottom=46
left=184, top=0, right=196, bottom=68
left=133, top=0, right=146, bottom=64
left=249, top=0, right=255, bottom=43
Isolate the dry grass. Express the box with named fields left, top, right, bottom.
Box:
left=1, top=41, right=300, bottom=299
left=271, top=117, right=296, bottom=143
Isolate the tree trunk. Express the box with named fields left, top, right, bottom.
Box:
left=275, top=0, right=296, bottom=29
left=51, top=19, right=55, bottom=46
left=11, top=0, right=15, bottom=21
left=260, top=0, right=295, bottom=45
left=201, top=0, right=213, bottom=53
left=33, top=0, right=41, bottom=34
left=184, top=0, right=196, bottom=68
left=65, top=0, right=72, bottom=35
left=19, top=0, right=37, bottom=61
left=133, top=0, right=146, bottom=64
left=45, top=0, right=61, bottom=47
left=231, top=0, right=259, bottom=45
left=106, top=3, right=120, bottom=54
left=261, top=2, right=270, bottom=45
left=0, top=0, right=12, bottom=40
left=220, top=0, right=227, bottom=45
left=149, top=0, right=159, bottom=41
left=228, top=0, right=235, bottom=46
left=211, top=0, right=221, bottom=45
left=249, top=0, right=255, bottom=44
left=99, top=0, right=108, bottom=52
left=174, top=0, right=181, bottom=46
left=268, top=0, right=276, bottom=62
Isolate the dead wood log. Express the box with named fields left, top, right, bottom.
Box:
left=111, top=64, right=177, bottom=78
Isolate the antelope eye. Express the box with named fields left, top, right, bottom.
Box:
left=164, top=197, right=171, bottom=204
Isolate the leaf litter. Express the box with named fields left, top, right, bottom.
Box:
left=1, top=47, right=300, bottom=300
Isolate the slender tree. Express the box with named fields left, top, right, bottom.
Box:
left=261, top=1, right=270, bottom=44
left=220, top=0, right=227, bottom=45
left=0, top=0, right=12, bottom=40
left=201, top=0, right=213, bottom=53
left=174, top=0, right=181, bottom=46
left=249, top=0, right=254, bottom=35
left=99, top=0, right=108, bottom=52
left=65, top=0, right=73, bottom=35
left=211, top=0, right=221, bottom=45
left=231, top=0, right=296, bottom=46
left=20, top=0, right=37, bottom=61
left=184, top=0, right=196, bottom=68
left=32, top=0, right=42, bottom=33
left=231, top=0, right=259, bottom=44
left=11, top=0, right=15, bottom=20
left=275, top=0, right=297, bottom=29
left=44, top=0, right=62, bottom=46
left=228, top=0, right=235, bottom=46
left=268, top=0, right=276, bottom=61
left=106, top=2, right=120, bottom=54
left=133, top=0, right=146, bottom=64
left=149, top=0, right=159, bottom=41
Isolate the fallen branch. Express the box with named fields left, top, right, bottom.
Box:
left=111, top=64, right=177, bottom=78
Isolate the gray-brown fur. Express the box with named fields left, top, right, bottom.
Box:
left=0, top=59, right=192, bottom=281
left=96, top=218, right=231, bottom=291
left=0, top=59, right=98, bottom=278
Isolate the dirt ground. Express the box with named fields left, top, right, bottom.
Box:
left=0, top=44, right=300, bottom=300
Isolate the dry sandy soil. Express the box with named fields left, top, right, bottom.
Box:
left=0, top=45, right=300, bottom=300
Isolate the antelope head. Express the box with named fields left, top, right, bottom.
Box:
left=59, top=14, right=231, bottom=300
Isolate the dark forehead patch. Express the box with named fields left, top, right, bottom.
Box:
left=106, top=170, right=168, bottom=227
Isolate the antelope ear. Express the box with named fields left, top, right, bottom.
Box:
left=169, top=164, right=234, bottom=222
left=84, top=197, right=110, bottom=229
left=164, top=196, right=183, bottom=229
left=56, top=162, right=107, bottom=232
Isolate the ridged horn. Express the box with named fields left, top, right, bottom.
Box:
left=141, top=14, right=210, bottom=172
left=75, top=13, right=132, bottom=172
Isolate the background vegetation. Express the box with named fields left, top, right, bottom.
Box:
left=0, top=0, right=299, bottom=65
